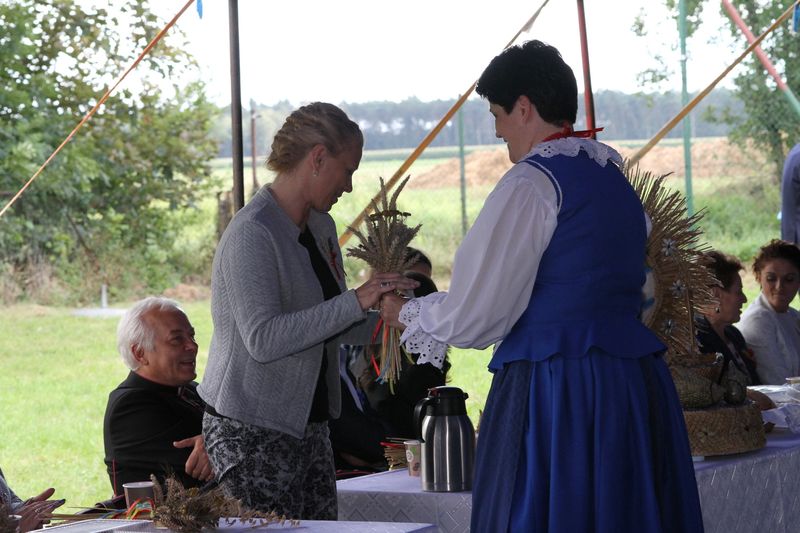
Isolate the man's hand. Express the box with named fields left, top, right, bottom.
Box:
left=174, top=435, right=214, bottom=481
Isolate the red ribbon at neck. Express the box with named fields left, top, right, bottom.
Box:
left=542, top=125, right=604, bottom=142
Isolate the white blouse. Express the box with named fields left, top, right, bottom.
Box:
left=739, top=292, right=800, bottom=385
left=400, top=138, right=623, bottom=367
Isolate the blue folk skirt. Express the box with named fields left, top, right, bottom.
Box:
left=470, top=352, right=704, bottom=533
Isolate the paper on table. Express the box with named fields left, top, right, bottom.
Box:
left=761, top=404, right=800, bottom=432
left=749, top=385, right=800, bottom=405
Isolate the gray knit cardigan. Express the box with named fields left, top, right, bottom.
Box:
left=198, top=187, right=376, bottom=438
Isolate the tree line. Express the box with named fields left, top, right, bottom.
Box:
left=2, top=0, right=795, bottom=305
left=215, top=89, right=742, bottom=157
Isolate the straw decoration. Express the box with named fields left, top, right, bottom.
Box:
left=623, top=161, right=716, bottom=364
left=347, top=176, right=421, bottom=387
left=150, top=474, right=298, bottom=533
left=382, top=439, right=409, bottom=470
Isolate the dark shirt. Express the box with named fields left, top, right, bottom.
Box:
left=695, top=315, right=760, bottom=386
left=299, top=226, right=341, bottom=423
left=103, top=371, right=205, bottom=495
left=328, top=374, right=390, bottom=470
left=377, top=358, right=446, bottom=438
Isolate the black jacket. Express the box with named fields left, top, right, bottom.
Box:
left=695, top=315, right=760, bottom=385
left=103, top=371, right=205, bottom=495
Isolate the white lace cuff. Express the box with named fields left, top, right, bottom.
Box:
left=399, top=298, right=448, bottom=369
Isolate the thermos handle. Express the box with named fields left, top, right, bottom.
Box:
left=414, top=396, right=434, bottom=441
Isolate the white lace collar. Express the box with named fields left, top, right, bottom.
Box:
left=524, top=137, right=622, bottom=168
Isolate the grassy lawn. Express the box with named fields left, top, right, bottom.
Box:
left=0, top=301, right=490, bottom=508
left=0, top=139, right=783, bottom=508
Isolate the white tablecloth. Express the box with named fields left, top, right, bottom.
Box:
left=45, top=517, right=437, bottom=532
left=694, top=429, right=800, bottom=533
left=337, top=430, right=800, bottom=533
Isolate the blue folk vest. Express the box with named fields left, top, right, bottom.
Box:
left=489, top=150, right=665, bottom=371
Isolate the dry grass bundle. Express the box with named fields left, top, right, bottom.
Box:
left=151, top=475, right=298, bottom=533
left=382, top=439, right=408, bottom=470
left=347, top=176, right=421, bottom=385
left=347, top=176, right=421, bottom=273
left=624, top=162, right=716, bottom=363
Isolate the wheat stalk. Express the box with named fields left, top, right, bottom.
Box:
left=347, top=176, right=421, bottom=385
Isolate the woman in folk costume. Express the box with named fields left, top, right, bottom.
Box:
left=380, top=40, right=703, bottom=532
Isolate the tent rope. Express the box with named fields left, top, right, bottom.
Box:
left=338, top=0, right=551, bottom=247
left=0, top=0, right=196, bottom=219
left=629, top=0, right=800, bottom=166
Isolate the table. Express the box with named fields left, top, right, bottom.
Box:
left=337, top=430, right=800, bottom=533
left=44, top=518, right=437, bottom=532
left=694, top=429, right=800, bottom=533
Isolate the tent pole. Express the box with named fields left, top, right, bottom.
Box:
left=228, top=0, right=245, bottom=211
left=576, top=0, right=596, bottom=137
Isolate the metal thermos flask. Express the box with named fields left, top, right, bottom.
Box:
left=414, top=385, right=475, bottom=492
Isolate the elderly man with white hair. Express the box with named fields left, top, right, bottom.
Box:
left=103, top=297, right=213, bottom=496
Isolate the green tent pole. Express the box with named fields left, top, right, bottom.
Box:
left=458, top=105, right=468, bottom=237
left=679, top=0, right=694, bottom=216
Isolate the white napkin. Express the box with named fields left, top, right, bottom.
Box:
left=761, top=404, right=800, bottom=432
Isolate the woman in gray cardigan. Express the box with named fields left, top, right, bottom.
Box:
left=198, top=103, right=416, bottom=520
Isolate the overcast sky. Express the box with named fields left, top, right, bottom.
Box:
left=152, top=0, right=740, bottom=106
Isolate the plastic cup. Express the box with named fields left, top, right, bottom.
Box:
left=123, top=481, right=155, bottom=508
left=404, top=439, right=421, bottom=477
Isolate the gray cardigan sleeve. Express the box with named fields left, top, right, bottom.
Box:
left=220, top=220, right=366, bottom=363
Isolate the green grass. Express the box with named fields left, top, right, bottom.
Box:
left=0, top=301, right=492, bottom=508
left=0, top=301, right=214, bottom=509
left=0, top=139, right=783, bottom=509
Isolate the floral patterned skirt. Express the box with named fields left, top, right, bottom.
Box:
left=202, top=413, right=336, bottom=520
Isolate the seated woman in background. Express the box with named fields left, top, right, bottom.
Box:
left=739, top=239, right=800, bottom=385
left=696, top=251, right=773, bottom=411
left=329, top=249, right=436, bottom=471
left=375, top=271, right=451, bottom=438
left=696, top=251, right=759, bottom=384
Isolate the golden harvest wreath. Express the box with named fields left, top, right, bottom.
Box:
left=623, top=161, right=716, bottom=363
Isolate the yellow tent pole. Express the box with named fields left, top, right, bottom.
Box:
left=338, top=0, right=551, bottom=247
left=629, top=0, right=800, bottom=167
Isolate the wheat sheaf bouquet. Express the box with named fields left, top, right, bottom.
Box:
left=347, top=176, right=421, bottom=387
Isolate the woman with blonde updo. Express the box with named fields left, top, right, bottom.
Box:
left=198, top=102, right=417, bottom=519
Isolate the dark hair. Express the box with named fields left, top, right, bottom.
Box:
left=752, top=239, right=800, bottom=282
left=266, top=102, right=363, bottom=173
left=701, top=250, right=743, bottom=290
left=476, top=40, right=577, bottom=125
left=405, top=247, right=432, bottom=271
left=403, top=271, right=438, bottom=298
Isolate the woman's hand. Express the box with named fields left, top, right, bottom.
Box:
left=747, top=388, right=776, bottom=411
left=355, top=273, right=418, bottom=311
left=18, top=488, right=62, bottom=532
left=380, top=292, right=408, bottom=330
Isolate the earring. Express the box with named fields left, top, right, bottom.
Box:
left=313, top=171, right=319, bottom=177
left=715, top=306, right=721, bottom=313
